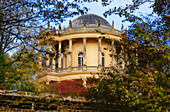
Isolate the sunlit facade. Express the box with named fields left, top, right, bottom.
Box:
left=38, top=14, right=125, bottom=85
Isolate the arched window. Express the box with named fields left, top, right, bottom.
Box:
left=101, top=53, right=105, bottom=67
left=78, top=53, right=83, bottom=67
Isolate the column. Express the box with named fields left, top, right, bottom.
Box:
left=46, top=42, right=50, bottom=70
left=83, top=38, right=87, bottom=70
left=52, top=44, right=56, bottom=71
left=69, top=39, right=72, bottom=68
left=98, top=38, right=102, bottom=66
left=58, top=41, right=62, bottom=70
left=39, top=42, right=42, bottom=70
left=121, top=45, right=125, bottom=70
left=112, top=40, right=116, bottom=67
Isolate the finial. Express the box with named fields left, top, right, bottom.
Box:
left=125, top=28, right=127, bottom=32
left=121, top=24, right=124, bottom=31
left=59, top=23, right=61, bottom=30
left=69, top=20, right=72, bottom=28
left=98, top=19, right=101, bottom=27
left=53, top=26, right=56, bottom=30
left=83, top=19, right=86, bottom=27
left=40, top=25, right=43, bottom=32
left=53, top=26, right=56, bottom=33
left=48, top=20, right=50, bottom=28
left=112, top=20, right=114, bottom=28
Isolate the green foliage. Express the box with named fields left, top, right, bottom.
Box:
left=86, top=0, right=169, bottom=111
left=0, top=0, right=88, bottom=91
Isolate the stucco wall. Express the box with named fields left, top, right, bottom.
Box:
left=62, top=38, right=113, bottom=67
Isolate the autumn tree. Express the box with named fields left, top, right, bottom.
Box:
left=0, top=0, right=88, bottom=90
left=86, top=0, right=169, bottom=111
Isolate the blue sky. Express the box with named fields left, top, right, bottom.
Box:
left=61, top=0, right=153, bottom=30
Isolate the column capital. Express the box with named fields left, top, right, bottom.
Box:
left=83, top=37, right=87, bottom=41
left=98, top=38, right=102, bottom=40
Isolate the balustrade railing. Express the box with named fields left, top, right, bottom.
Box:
left=42, top=26, right=123, bottom=36
left=42, top=66, right=118, bottom=74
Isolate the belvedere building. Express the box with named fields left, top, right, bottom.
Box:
left=38, top=14, right=125, bottom=86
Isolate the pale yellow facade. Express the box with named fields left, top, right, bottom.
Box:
left=38, top=14, right=125, bottom=85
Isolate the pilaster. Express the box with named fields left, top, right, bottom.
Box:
left=69, top=39, right=72, bottom=68
left=98, top=38, right=102, bottom=66
left=83, top=38, right=87, bottom=67
left=52, top=44, right=56, bottom=71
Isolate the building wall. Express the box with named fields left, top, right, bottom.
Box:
left=62, top=38, right=113, bottom=67
left=86, top=38, right=98, bottom=66
left=39, top=31, right=122, bottom=83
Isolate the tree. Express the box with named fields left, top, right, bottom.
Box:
left=86, top=0, right=169, bottom=111
left=0, top=0, right=88, bottom=90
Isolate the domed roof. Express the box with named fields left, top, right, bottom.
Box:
left=71, top=14, right=111, bottom=27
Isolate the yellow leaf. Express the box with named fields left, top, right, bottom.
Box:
left=154, top=71, right=158, bottom=74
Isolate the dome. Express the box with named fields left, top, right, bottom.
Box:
left=71, top=14, right=111, bottom=27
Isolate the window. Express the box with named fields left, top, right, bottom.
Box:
left=101, top=53, right=105, bottom=67
left=78, top=53, right=83, bottom=67
left=50, top=58, right=52, bottom=69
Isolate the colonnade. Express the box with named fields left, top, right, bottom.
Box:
left=39, top=38, right=125, bottom=72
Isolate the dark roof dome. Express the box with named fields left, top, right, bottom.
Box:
left=71, top=14, right=111, bottom=27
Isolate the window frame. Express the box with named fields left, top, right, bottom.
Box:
left=78, top=52, right=83, bottom=67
